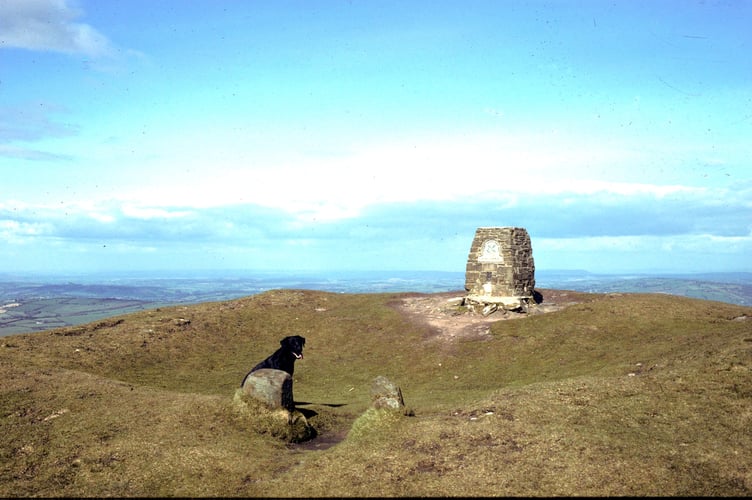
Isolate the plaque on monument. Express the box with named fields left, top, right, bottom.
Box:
left=477, top=239, right=503, bottom=263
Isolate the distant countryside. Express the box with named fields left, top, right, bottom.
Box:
left=1, top=270, right=751, bottom=336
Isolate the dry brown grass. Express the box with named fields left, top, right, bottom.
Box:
left=1, top=289, right=751, bottom=496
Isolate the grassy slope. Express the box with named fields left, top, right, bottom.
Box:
left=1, top=289, right=751, bottom=497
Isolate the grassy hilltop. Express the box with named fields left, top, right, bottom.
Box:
left=1, top=288, right=751, bottom=497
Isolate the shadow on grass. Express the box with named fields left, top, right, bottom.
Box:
left=295, top=400, right=348, bottom=407
left=294, top=400, right=348, bottom=419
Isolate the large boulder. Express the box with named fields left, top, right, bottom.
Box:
left=235, top=369, right=314, bottom=442
left=241, top=368, right=294, bottom=411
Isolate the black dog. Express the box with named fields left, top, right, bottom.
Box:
left=240, top=335, right=306, bottom=387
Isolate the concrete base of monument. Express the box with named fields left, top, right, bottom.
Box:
left=464, top=294, right=533, bottom=313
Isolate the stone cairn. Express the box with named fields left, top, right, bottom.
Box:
left=464, top=226, right=536, bottom=313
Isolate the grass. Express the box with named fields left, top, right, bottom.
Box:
left=1, top=288, right=751, bottom=496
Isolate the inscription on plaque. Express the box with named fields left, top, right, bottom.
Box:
left=478, top=239, right=503, bottom=263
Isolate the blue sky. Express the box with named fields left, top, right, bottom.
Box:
left=1, top=0, right=750, bottom=275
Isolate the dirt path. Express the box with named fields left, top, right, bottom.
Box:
left=392, top=289, right=588, bottom=341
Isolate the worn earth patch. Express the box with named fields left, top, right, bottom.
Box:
left=392, top=289, right=588, bottom=341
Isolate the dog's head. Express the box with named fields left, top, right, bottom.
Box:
left=281, top=335, right=305, bottom=360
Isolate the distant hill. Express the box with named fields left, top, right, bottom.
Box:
left=0, top=271, right=465, bottom=336
left=574, top=277, right=752, bottom=305
left=1, top=289, right=750, bottom=496
left=1, top=270, right=750, bottom=336
left=536, top=271, right=752, bottom=306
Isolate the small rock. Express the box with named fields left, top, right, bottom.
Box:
left=482, top=304, right=498, bottom=316
left=446, top=296, right=464, bottom=306
left=371, top=375, right=405, bottom=410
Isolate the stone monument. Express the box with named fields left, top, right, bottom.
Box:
left=464, top=226, right=536, bottom=310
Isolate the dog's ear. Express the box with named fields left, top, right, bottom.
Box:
left=281, top=336, right=297, bottom=346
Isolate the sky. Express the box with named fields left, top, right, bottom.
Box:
left=1, top=0, right=751, bottom=276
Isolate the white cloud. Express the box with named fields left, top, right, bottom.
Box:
left=0, top=218, right=49, bottom=244
left=2, top=187, right=751, bottom=273
left=87, top=211, right=115, bottom=223
left=112, top=130, right=708, bottom=224
left=534, top=232, right=752, bottom=273
left=0, top=0, right=113, bottom=57
left=0, top=144, right=72, bottom=161
left=120, top=205, right=193, bottom=220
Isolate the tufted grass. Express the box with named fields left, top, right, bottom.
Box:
left=1, top=289, right=751, bottom=496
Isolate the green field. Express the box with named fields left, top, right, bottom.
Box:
left=1, top=288, right=751, bottom=496
left=576, top=277, right=752, bottom=306
left=0, top=298, right=155, bottom=336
